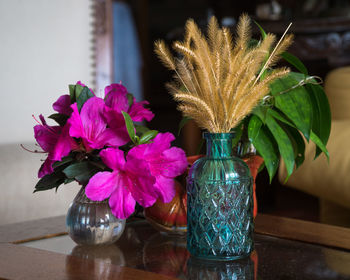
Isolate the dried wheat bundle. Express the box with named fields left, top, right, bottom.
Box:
left=155, top=14, right=293, bottom=133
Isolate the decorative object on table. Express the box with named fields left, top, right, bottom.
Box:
left=144, top=154, right=263, bottom=235
left=155, top=14, right=331, bottom=260
left=28, top=82, right=188, bottom=245
left=144, top=180, right=187, bottom=234
left=144, top=155, right=202, bottom=235
left=66, top=186, right=125, bottom=245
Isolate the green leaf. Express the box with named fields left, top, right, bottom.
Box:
left=254, top=20, right=267, bottom=39
left=122, top=111, right=136, bottom=143
left=270, top=73, right=313, bottom=140
left=63, top=162, right=100, bottom=186
left=265, top=114, right=295, bottom=179
left=34, top=171, right=65, bottom=193
left=265, top=108, right=293, bottom=126
left=247, top=115, right=262, bottom=142
left=52, top=155, right=74, bottom=169
left=231, top=121, right=244, bottom=147
left=64, top=178, right=75, bottom=184
left=139, top=130, right=158, bottom=144
left=63, top=162, right=91, bottom=178
left=310, top=131, right=329, bottom=161
left=178, top=116, right=192, bottom=136
left=69, top=84, right=76, bottom=103
left=286, top=125, right=305, bottom=169
left=74, top=84, right=84, bottom=99
left=281, top=52, right=308, bottom=76
left=135, top=125, right=150, bottom=135
left=306, top=84, right=331, bottom=158
left=252, top=106, right=268, bottom=123
left=76, top=87, right=94, bottom=112
left=266, top=109, right=306, bottom=169
left=248, top=116, right=279, bottom=181
left=48, top=113, right=69, bottom=126
left=127, top=93, right=134, bottom=107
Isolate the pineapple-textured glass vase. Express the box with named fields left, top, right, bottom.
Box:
left=187, top=132, right=253, bottom=260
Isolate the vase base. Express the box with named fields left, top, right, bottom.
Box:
left=189, top=251, right=252, bottom=262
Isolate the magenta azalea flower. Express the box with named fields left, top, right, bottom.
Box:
left=68, top=97, right=130, bottom=151
left=53, top=81, right=94, bottom=116
left=53, top=95, right=72, bottom=116
left=104, top=83, right=154, bottom=125
left=85, top=148, right=157, bottom=219
left=127, top=132, right=188, bottom=203
left=34, top=115, right=77, bottom=177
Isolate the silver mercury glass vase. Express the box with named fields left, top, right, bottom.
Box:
left=66, top=187, right=125, bottom=245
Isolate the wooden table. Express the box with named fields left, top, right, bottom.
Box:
left=1, top=214, right=350, bottom=279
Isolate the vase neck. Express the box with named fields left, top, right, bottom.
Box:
left=204, top=132, right=235, bottom=159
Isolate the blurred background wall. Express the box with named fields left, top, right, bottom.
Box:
left=0, top=0, right=94, bottom=225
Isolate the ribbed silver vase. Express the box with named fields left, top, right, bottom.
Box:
left=66, top=187, right=125, bottom=245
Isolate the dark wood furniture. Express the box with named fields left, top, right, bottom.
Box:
left=1, top=214, right=350, bottom=279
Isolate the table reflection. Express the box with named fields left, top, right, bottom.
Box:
left=61, top=220, right=350, bottom=279
left=66, top=222, right=257, bottom=280
left=187, top=255, right=255, bottom=280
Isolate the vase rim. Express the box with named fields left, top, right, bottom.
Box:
left=203, top=132, right=235, bottom=139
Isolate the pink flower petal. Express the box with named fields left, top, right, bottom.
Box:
left=109, top=183, right=136, bottom=219
left=100, top=148, right=126, bottom=171
left=38, top=157, right=55, bottom=178
left=53, top=95, right=72, bottom=115
left=85, top=171, right=117, bottom=201
left=68, top=103, right=84, bottom=139
left=104, top=84, right=129, bottom=112
left=153, top=175, right=176, bottom=203
left=96, top=127, right=129, bottom=148
left=158, top=147, right=188, bottom=177
left=128, top=100, right=154, bottom=122
left=79, top=97, right=106, bottom=144
left=51, top=123, right=77, bottom=161
left=68, top=97, right=117, bottom=150
left=125, top=156, right=157, bottom=207
left=34, top=115, right=61, bottom=152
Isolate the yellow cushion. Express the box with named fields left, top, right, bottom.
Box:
left=279, top=120, right=350, bottom=209
left=325, top=67, right=350, bottom=120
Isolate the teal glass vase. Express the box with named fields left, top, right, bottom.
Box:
left=187, top=132, right=254, bottom=260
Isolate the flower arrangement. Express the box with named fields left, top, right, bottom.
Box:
left=155, top=14, right=331, bottom=181
left=30, top=82, right=188, bottom=219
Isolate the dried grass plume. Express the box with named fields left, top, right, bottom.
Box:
left=154, top=14, right=293, bottom=133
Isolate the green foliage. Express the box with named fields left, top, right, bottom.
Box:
left=48, top=113, right=69, bottom=126
left=248, top=71, right=331, bottom=182
left=139, top=130, right=158, bottom=144
left=68, top=84, right=94, bottom=111
left=76, top=87, right=94, bottom=111
left=281, top=52, right=308, bottom=76
left=127, top=93, right=134, bottom=106
left=122, top=111, right=158, bottom=145
left=34, top=171, right=65, bottom=193
left=254, top=20, right=267, bottom=39
left=122, top=111, right=138, bottom=144
left=63, top=162, right=101, bottom=186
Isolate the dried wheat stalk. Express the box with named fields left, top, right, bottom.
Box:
left=154, top=14, right=293, bottom=133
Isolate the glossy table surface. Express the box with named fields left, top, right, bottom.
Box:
left=1, top=214, right=350, bottom=279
